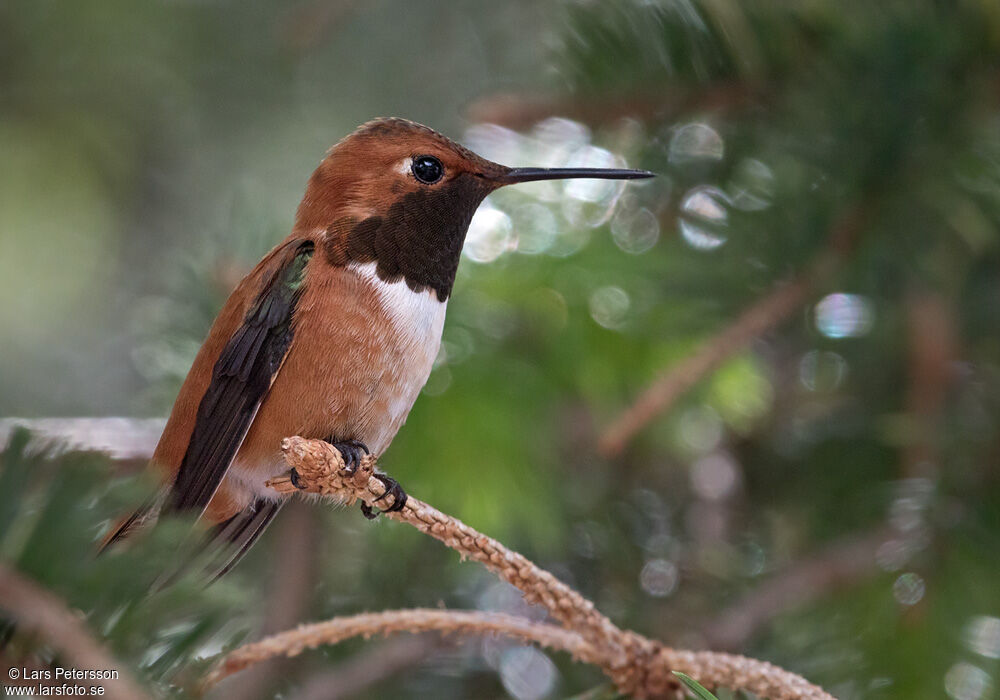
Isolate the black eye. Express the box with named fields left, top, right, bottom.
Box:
left=411, top=155, right=443, bottom=184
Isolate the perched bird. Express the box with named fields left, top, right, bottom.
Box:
left=103, top=118, right=653, bottom=574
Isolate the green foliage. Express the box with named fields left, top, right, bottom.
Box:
left=675, top=672, right=720, bottom=700
left=0, top=430, right=252, bottom=694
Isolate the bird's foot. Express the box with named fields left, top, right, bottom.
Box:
left=360, top=473, right=408, bottom=520
left=327, top=438, right=370, bottom=474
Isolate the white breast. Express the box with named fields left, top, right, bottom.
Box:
left=350, top=262, right=448, bottom=347
left=348, top=261, right=447, bottom=453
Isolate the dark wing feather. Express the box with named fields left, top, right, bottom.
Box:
left=166, top=240, right=314, bottom=514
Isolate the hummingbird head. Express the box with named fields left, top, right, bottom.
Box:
left=296, top=118, right=653, bottom=301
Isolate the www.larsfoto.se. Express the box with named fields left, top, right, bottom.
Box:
left=6, top=685, right=107, bottom=696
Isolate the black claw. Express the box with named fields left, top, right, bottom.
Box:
left=327, top=438, right=370, bottom=473
left=373, top=480, right=392, bottom=502
left=386, top=488, right=408, bottom=513
left=289, top=468, right=304, bottom=489
left=360, top=474, right=408, bottom=519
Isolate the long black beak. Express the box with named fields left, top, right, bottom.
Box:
left=498, top=167, right=655, bottom=185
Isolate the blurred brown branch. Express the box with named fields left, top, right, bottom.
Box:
left=599, top=205, right=869, bottom=456
left=0, top=564, right=152, bottom=700
left=278, top=0, right=359, bottom=52
left=204, top=437, right=836, bottom=700
left=292, top=635, right=443, bottom=700
left=466, top=83, right=760, bottom=130
left=692, top=292, right=951, bottom=649
left=702, top=527, right=894, bottom=651
left=902, top=291, right=958, bottom=479
left=213, top=501, right=321, bottom=700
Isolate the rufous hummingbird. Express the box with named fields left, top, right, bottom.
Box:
left=103, top=118, right=653, bottom=574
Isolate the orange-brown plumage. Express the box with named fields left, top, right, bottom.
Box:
left=294, top=119, right=506, bottom=237
left=102, top=117, right=653, bottom=571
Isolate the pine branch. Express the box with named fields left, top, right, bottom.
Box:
left=0, top=564, right=152, bottom=700
left=204, top=437, right=837, bottom=700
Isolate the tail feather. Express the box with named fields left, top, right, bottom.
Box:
left=208, top=498, right=283, bottom=579
left=98, top=490, right=168, bottom=553
left=100, top=490, right=282, bottom=581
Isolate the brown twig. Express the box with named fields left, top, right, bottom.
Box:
left=0, top=564, right=152, bottom=700
left=205, top=609, right=601, bottom=686
left=271, top=438, right=650, bottom=687
left=598, top=206, right=868, bottom=456
left=208, top=606, right=831, bottom=700
left=204, top=437, right=837, bottom=699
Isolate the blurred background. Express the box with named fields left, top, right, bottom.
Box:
left=2, top=1, right=1000, bottom=699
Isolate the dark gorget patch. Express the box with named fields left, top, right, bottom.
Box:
left=325, top=174, right=489, bottom=300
